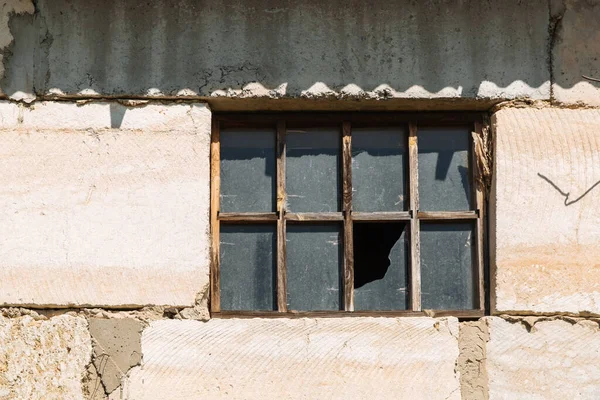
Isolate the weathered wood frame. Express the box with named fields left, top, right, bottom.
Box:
left=210, top=113, right=486, bottom=318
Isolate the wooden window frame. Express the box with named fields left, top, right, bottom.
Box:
left=211, top=112, right=487, bottom=318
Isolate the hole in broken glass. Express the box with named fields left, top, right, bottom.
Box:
left=353, top=222, right=406, bottom=289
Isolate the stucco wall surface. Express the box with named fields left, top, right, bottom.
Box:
left=0, top=314, right=91, bottom=399
left=0, top=102, right=211, bottom=308
left=125, top=317, right=461, bottom=400
left=486, top=317, right=600, bottom=399
left=491, top=107, right=600, bottom=315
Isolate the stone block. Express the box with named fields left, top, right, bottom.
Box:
left=0, top=314, right=91, bottom=399
left=486, top=316, right=600, bottom=399
left=552, top=0, right=600, bottom=106
left=491, top=108, right=600, bottom=314
left=0, top=102, right=211, bottom=307
left=127, top=318, right=461, bottom=400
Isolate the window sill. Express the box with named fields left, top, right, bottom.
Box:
left=211, top=309, right=485, bottom=319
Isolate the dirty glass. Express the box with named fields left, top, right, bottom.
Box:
left=286, top=128, right=340, bottom=212
left=286, top=224, right=342, bottom=311
left=420, top=222, right=475, bottom=310
left=353, top=223, right=409, bottom=310
left=418, top=128, right=471, bottom=211
left=352, top=128, right=407, bottom=211
left=220, top=224, right=276, bottom=311
left=220, top=129, right=276, bottom=212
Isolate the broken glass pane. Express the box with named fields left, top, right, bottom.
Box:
left=220, top=224, right=276, bottom=311
left=352, top=128, right=407, bottom=211
left=421, top=222, right=475, bottom=310
left=354, top=223, right=409, bottom=310
left=418, top=128, right=471, bottom=211
left=220, top=129, right=276, bottom=212
left=287, top=224, right=342, bottom=311
left=286, top=128, right=341, bottom=212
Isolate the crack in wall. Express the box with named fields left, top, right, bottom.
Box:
left=499, top=314, right=600, bottom=333
left=32, top=0, right=52, bottom=98
left=83, top=360, right=108, bottom=400
left=548, top=0, right=566, bottom=103
left=164, top=283, right=211, bottom=321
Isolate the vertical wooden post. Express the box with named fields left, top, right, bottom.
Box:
left=210, top=119, right=221, bottom=312
left=473, top=121, right=486, bottom=312
left=408, top=122, right=421, bottom=312
left=342, top=121, right=354, bottom=311
left=276, top=121, right=288, bottom=312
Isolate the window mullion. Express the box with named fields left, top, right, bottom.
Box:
left=408, top=122, right=421, bottom=312
left=276, top=120, right=288, bottom=312
left=473, top=121, right=486, bottom=312
left=342, top=121, right=354, bottom=312
left=210, top=119, right=221, bottom=313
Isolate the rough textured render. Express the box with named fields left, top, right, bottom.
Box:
left=486, top=317, right=600, bottom=399
left=126, top=318, right=461, bottom=400
left=491, top=108, right=600, bottom=315
left=0, top=314, right=91, bottom=399
left=552, top=0, right=600, bottom=106
left=88, top=318, right=143, bottom=395
left=21, top=0, right=549, bottom=101
left=0, top=101, right=211, bottom=307
left=458, top=321, right=489, bottom=400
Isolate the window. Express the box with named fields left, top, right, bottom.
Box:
left=210, top=113, right=486, bottom=317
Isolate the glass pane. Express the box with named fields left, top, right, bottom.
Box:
left=352, top=128, right=407, bottom=211
left=418, top=128, right=471, bottom=211
left=421, top=222, right=475, bottom=310
left=287, top=224, right=342, bottom=311
left=220, top=129, right=276, bottom=212
left=354, top=223, right=409, bottom=310
left=286, top=128, right=340, bottom=212
left=220, top=224, right=276, bottom=311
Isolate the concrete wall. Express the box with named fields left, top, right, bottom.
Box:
left=0, top=0, right=593, bottom=107
left=0, top=0, right=599, bottom=399
left=552, top=0, right=600, bottom=106
left=22, top=0, right=550, bottom=102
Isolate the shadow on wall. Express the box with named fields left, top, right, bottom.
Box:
left=109, top=103, right=126, bottom=128
left=538, top=173, right=600, bottom=206
left=2, top=0, right=573, bottom=99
